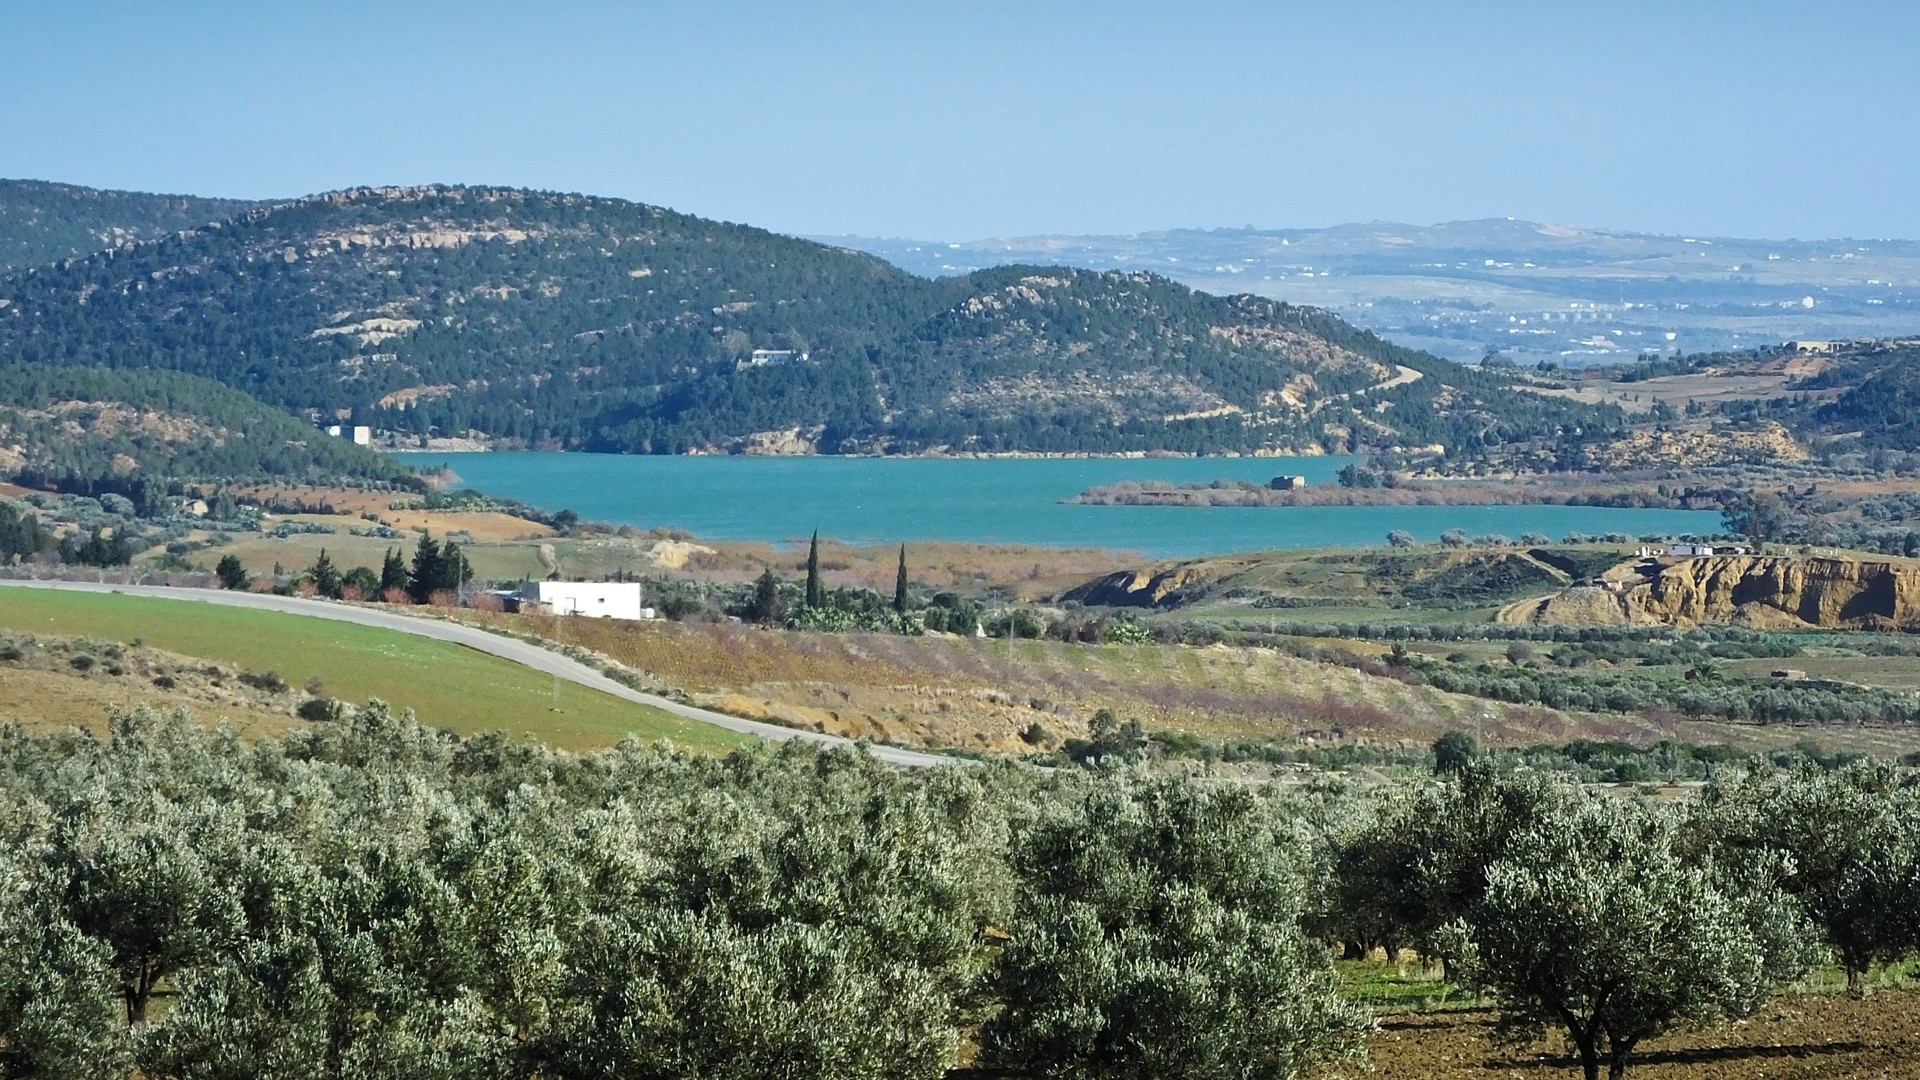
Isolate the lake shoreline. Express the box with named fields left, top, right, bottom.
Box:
left=1070, top=477, right=1718, bottom=512
left=395, top=452, right=1726, bottom=558
left=389, top=445, right=1331, bottom=461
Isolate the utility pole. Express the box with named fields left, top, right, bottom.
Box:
left=551, top=611, right=564, bottom=712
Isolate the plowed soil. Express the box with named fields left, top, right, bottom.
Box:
left=1367, top=993, right=1920, bottom=1079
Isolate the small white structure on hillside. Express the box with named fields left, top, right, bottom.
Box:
left=325, top=424, right=373, bottom=446
left=514, top=581, right=645, bottom=620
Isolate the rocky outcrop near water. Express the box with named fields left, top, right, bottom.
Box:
left=1060, top=563, right=1219, bottom=608
left=1500, top=555, right=1920, bottom=631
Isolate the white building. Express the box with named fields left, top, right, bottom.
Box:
left=324, top=424, right=373, bottom=446
left=515, top=581, right=646, bottom=620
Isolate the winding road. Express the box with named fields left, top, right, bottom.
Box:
left=0, top=579, right=959, bottom=768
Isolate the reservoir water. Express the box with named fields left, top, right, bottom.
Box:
left=398, top=452, right=1727, bottom=558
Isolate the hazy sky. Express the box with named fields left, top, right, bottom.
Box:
left=4, top=2, right=1916, bottom=240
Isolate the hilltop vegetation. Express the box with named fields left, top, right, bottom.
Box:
left=0, top=179, right=259, bottom=271
left=0, top=184, right=1622, bottom=457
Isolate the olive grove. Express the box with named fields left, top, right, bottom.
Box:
left=0, top=706, right=1908, bottom=1080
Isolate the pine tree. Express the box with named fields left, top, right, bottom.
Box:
left=0, top=501, right=46, bottom=563
left=894, top=544, right=909, bottom=613
left=437, top=541, right=472, bottom=595
left=752, top=567, right=783, bottom=625
left=379, top=547, right=408, bottom=598
left=214, top=553, right=248, bottom=591
left=805, top=530, right=823, bottom=609
left=308, top=549, right=342, bottom=600
left=407, top=533, right=441, bottom=604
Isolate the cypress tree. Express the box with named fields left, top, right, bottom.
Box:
left=805, top=530, right=822, bottom=609
left=894, top=544, right=909, bottom=613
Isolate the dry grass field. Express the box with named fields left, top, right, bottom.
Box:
left=449, top=610, right=1920, bottom=758
left=227, top=483, right=554, bottom=540
left=1521, top=370, right=1811, bottom=414
left=0, top=660, right=297, bottom=739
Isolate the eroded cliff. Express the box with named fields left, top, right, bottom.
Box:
left=1500, top=555, right=1920, bottom=631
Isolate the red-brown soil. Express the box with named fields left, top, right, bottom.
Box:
left=1365, top=993, right=1920, bottom=1079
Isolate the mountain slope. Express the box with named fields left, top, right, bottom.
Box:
left=0, top=183, right=1621, bottom=456
left=0, top=179, right=261, bottom=272
left=863, top=266, right=1616, bottom=455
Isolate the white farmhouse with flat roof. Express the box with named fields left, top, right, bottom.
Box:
left=515, top=581, right=644, bottom=620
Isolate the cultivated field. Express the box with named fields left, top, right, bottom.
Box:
left=0, top=590, right=746, bottom=751
left=1520, top=370, right=1811, bottom=414
left=451, top=609, right=1920, bottom=758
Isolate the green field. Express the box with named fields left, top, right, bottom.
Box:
left=1725, top=654, right=1920, bottom=691
left=0, top=590, right=748, bottom=752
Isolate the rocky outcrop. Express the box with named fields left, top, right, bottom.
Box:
left=1500, top=556, right=1920, bottom=631
left=1589, top=421, right=1807, bottom=469
left=1061, top=563, right=1218, bottom=608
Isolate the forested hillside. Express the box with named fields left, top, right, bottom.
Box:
left=0, top=183, right=1622, bottom=456
left=1795, top=342, right=1920, bottom=449
left=0, top=179, right=259, bottom=272
left=1644, top=339, right=1920, bottom=453
left=0, top=363, right=410, bottom=493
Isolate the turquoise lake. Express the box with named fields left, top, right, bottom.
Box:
left=397, top=453, right=1727, bottom=558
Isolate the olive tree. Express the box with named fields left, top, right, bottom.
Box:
left=52, top=799, right=246, bottom=1026
left=979, top=772, right=1370, bottom=1080
left=1337, top=762, right=1570, bottom=976
left=1688, top=762, right=1920, bottom=994
left=0, top=867, right=128, bottom=1080
left=1462, top=794, right=1811, bottom=1080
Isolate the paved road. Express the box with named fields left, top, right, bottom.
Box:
left=0, top=579, right=960, bottom=768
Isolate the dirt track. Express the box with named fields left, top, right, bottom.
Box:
left=1366, top=993, right=1920, bottom=1079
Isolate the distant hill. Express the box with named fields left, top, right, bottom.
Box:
left=0, top=362, right=410, bottom=493
left=821, top=221, right=1920, bottom=365
left=0, top=179, right=261, bottom=272
left=0, top=183, right=1622, bottom=458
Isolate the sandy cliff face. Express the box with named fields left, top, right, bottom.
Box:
left=1501, top=556, right=1920, bottom=631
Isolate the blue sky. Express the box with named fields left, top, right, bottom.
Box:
left=3, top=2, right=1915, bottom=240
